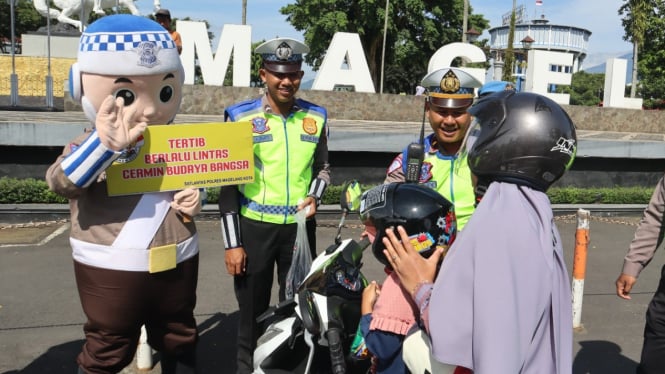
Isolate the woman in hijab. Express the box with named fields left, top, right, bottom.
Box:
left=381, top=91, right=577, bottom=374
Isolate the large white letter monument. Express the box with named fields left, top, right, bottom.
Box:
left=178, top=21, right=640, bottom=109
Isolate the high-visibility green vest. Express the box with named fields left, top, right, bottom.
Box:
left=225, top=97, right=327, bottom=224
left=403, top=134, right=476, bottom=230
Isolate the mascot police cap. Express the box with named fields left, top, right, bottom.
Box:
left=421, top=67, right=482, bottom=109
left=255, top=37, right=309, bottom=74
left=76, top=14, right=182, bottom=77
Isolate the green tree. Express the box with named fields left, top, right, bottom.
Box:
left=620, top=0, right=665, bottom=109
left=619, top=0, right=650, bottom=98
left=501, top=0, right=517, bottom=83
left=555, top=71, right=604, bottom=106
left=281, top=0, right=489, bottom=94
left=223, top=40, right=265, bottom=87
left=0, top=1, right=46, bottom=42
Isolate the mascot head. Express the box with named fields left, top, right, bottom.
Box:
left=70, top=14, right=184, bottom=125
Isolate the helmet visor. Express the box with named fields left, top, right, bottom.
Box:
left=359, top=184, right=389, bottom=223
left=460, top=116, right=481, bottom=159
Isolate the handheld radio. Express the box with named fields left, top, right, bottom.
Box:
left=405, top=99, right=427, bottom=183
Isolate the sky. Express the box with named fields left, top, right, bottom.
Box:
left=136, top=0, right=633, bottom=80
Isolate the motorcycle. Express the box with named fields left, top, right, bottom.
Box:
left=252, top=180, right=372, bottom=374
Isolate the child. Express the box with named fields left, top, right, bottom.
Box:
left=358, top=182, right=457, bottom=373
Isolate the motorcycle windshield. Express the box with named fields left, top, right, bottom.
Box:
left=299, top=240, right=367, bottom=298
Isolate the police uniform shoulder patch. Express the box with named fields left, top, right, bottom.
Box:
left=387, top=156, right=403, bottom=175
left=419, top=161, right=434, bottom=182
left=252, top=117, right=270, bottom=134
left=302, top=117, right=317, bottom=135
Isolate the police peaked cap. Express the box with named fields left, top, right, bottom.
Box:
left=422, top=67, right=482, bottom=109
left=255, top=37, right=309, bottom=73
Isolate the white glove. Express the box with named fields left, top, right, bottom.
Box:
left=171, top=188, right=202, bottom=218
left=96, top=95, right=147, bottom=151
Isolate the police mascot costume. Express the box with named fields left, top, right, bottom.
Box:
left=46, top=14, right=201, bottom=374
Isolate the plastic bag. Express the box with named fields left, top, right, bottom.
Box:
left=285, top=209, right=312, bottom=299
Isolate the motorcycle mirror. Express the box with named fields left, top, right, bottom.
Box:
left=340, top=180, right=362, bottom=213
left=331, top=180, right=363, bottom=248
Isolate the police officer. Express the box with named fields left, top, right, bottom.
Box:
left=217, top=37, right=330, bottom=374
left=385, top=67, right=482, bottom=230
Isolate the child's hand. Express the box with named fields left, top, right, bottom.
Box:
left=361, top=281, right=381, bottom=315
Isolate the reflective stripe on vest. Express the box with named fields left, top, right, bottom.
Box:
left=241, top=197, right=299, bottom=216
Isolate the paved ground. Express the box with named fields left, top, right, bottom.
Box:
left=0, top=212, right=659, bottom=373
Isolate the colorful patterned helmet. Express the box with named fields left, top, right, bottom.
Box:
left=360, top=183, right=457, bottom=268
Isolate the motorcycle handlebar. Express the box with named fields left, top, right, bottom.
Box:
left=326, top=327, right=346, bottom=374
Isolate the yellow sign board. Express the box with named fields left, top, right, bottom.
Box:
left=106, top=122, right=253, bottom=196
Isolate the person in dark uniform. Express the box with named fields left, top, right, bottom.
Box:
left=217, top=37, right=330, bottom=374
left=616, top=174, right=665, bottom=374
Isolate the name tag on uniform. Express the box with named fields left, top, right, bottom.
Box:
left=149, top=243, right=177, bottom=273
left=300, top=134, right=319, bottom=143
left=254, top=134, right=273, bottom=143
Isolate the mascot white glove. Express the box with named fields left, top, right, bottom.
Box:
left=171, top=188, right=202, bottom=217
left=96, top=96, right=147, bottom=151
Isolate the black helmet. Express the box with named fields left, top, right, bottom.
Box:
left=360, top=183, right=457, bottom=268
left=466, top=91, right=577, bottom=191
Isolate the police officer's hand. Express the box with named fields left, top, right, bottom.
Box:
left=96, top=95, right=147, bottom=151
left=616, top=273, right=637, bottom=300
left=298, top=196, right=317, bottom=218
left=225, top=247, right=247, bottom=276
